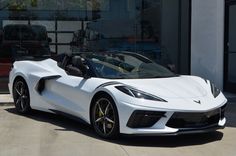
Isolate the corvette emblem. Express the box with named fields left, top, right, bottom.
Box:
left=194, top=100, right=201, bottom=104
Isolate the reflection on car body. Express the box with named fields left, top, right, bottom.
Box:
left=0, top=24, right=52, bottom=77
left=70, top=25, right=175, bottom=71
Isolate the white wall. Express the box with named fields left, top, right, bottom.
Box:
left=191, top=0, right=225, bottom=89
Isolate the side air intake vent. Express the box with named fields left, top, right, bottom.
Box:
left=127, top=110, right=166, bottom=128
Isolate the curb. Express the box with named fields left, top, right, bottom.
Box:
left=0, top=103, right=14, bottom=106
left=0, top=94, right=13, bottom=105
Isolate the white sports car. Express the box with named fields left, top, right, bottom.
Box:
left=8, top=52, right=227, bottom=138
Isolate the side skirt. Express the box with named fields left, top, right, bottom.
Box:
left=49, top=109, right=91, bottom=126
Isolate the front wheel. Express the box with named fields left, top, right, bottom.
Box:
left=91, top=94, right=119, bottom=139
left=13, top=78, right=31, bottom=114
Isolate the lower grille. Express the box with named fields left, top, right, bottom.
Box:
left=167, top=104, right=227, bottom=129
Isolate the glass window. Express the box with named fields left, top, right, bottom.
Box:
left=0, top=0, right=190, bottom=93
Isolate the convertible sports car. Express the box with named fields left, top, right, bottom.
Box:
left=8, top=52, right=227, bottom=138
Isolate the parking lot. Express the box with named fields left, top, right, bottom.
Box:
left=0, top=96, right=236, bottom=156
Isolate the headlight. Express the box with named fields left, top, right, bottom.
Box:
left=115, top=86, right=167, bottom=102
left=210, top=83, right=220, bottom=98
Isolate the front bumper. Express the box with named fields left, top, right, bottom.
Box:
left=117, top=100, right=227, bottom=135
left=125, top=124, right=225, bottom=136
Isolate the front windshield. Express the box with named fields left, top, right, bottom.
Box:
left=83, top=52, right=175, bottom=79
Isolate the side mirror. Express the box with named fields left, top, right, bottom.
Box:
left=167, top=64, right=176, bottom=73
left=82, top=69, right=91, bottom=79
left=48, top=37, right=52, bottom=43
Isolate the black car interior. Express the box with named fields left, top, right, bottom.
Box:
left=57, top=54, right=88, bottom=77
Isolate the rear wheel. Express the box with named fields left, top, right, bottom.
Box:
left=13, top=78, right=31, bottom=114
left=91, top=94, right=119, bottom=139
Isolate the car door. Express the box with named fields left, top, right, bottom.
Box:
left=44, top=74, right=91, bottom=121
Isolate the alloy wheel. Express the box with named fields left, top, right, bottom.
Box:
left=13, top=79, right=30, bottom=113
left=93, top=98, right=116, bottom=136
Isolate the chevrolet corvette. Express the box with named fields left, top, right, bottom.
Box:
left=8, top=52, right=227, bottom=138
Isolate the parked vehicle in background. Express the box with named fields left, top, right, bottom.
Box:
left=0, top=24, right=52, bottom=77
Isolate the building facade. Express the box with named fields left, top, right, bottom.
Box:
left=0, top=0, right=235, bottom=93
left=192, top=0, right=235, bottom=93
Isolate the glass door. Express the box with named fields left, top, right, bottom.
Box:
left=225, top=1, right=236, bottom=93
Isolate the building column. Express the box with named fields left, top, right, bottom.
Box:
left=191, top=0, right=225, bottom=89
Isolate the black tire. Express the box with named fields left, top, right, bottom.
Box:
left=91, top=94, right=119, bottom=139
left=13, top=78, right=31, bottom=114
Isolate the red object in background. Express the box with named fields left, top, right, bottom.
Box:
left=0, top=58, right=12, bottom=77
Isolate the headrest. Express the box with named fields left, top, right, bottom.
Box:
left=72, top=56, right=84, bottom=68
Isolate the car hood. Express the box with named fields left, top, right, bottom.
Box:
left=113, top=76, right=208, bottom=99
